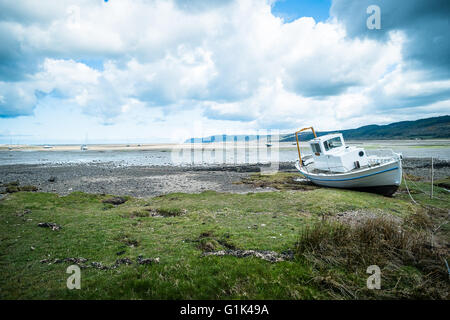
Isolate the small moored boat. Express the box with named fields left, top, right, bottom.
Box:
left=294, top=127, right=402, bottom=196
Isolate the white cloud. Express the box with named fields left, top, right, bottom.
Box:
left=0, top=0, right=448, bottom=137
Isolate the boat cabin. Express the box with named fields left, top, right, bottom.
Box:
left=308, top=133, right=369, bottom=173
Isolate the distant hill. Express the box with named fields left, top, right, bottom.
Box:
left=280, top=115, right=450, bottom=142
left=185, top=115, right=450, bottom=143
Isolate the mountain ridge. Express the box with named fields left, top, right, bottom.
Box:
left=185, top=115, right=450, bottom=143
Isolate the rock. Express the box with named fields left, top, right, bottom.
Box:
left=102, top=197, right=127, bottom=205
left=37, top=222, right=62, bottom=231
left=115, top=258, right=133, bottom=266
left=202, top=249, right=293, bottom=263
left=91, top=262, right=108, bottom=270
left=41, top=257, right=88, bottom=265
left=48, top=176, right=57, bottom=182
left=54, top=258, right=85, bottom=264
left=39, top=256, right=139, bottom=270
left=17, top=209, right=32, bottom=217
left=137, top=255, right=160, bottom=265
left=60, top=257, right=88, bottom=264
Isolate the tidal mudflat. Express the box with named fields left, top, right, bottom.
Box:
left=0, top=158, right=448, bottom=197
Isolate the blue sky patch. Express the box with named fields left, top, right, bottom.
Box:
left=77, top=58, right=104, bottom=71
left=272, top=0, right=331, bottom=23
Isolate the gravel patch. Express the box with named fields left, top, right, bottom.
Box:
left=0, top=163, right=268, bottom=197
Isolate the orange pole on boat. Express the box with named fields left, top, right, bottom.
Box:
left=295, top=127, right=317, bottom=164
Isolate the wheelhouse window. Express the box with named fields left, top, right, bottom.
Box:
left=310, top=143, right=321, bottom=154
left=323, top=137, right=343, bottom=151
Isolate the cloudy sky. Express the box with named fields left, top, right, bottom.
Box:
left=0, top=0, right=449, bottom=144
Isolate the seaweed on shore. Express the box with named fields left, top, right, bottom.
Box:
left=240, top=172, right=318, bottom=191
left=1, top=181, right=38, bottom=193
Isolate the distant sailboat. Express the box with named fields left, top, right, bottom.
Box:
left=266, top=134, right=272, bottom=147
left=81, top=133, right=88, bottom=151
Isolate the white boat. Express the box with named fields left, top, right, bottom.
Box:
left=294, top=127, right=402, bottom=196
left=80, top=144, right=88, bottom=151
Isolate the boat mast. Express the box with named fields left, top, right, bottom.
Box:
left=295, top=127, right=317, bottom=164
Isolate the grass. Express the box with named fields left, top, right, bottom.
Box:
left=434, top=177, right=450, bottom=189
left=296, top=217, right=448, bottom=299
left=397, top=176, right=450, bottom=210
left=0, top=174, right=448, bottom=300
left=240, top=172, right=318, bottom=190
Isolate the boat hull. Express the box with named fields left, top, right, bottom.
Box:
left=296, top=159, right=402, bottom=196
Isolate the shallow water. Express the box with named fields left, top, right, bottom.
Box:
left=0, top=141, right=449, bottom=166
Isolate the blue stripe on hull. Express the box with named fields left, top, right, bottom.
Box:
left=302, top=166, right=399, bottom=182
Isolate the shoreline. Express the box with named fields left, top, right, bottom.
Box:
left=0, top=158, right=448, bottom=198
left=1, top=139, right=450, bottom=152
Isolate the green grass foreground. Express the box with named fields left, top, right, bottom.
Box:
left=0, top=174, right=448, bottom=299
